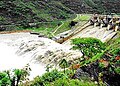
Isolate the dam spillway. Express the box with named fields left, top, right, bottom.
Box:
left=0, top=32, right=82, bottom=80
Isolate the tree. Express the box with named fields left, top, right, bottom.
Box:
left=59, top=59, right=69, bottom=73
left=72, top=37, right=105, bottom=58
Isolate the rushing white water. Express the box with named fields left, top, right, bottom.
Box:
left=0, top=33, right=46, bottom=80
left=0, top=43, right=46, bottom=80
left=0, top=32, right=82, bottom=80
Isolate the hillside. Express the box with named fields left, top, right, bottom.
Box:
left=0, top=0, right=120, bottom=31
left=0, top=0, right=75, bottom=30
left=61, top=0, right=120, bottom=13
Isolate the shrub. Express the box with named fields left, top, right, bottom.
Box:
left=0, top=72, right=10, bottom=86
left=47, top=78, right=98, bottom=86
left=30, top=69, right=66, bottom=85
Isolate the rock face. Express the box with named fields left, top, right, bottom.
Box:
left=72, top=68, right=90, bottom=80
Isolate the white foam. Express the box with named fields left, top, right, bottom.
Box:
left=0, top=42, right=46, bottom=80
left=0, top=32, right=82, bottom=80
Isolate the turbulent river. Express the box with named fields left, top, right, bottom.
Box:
left=0, top=32, right=82, bottom=80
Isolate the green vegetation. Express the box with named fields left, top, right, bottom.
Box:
left=54, top=14, right=91, bottom=35
left=54, top=21, right=71, bottom=35
left=84, top=0, right=105, bottom=13
left=0, top=64, right=30, bottom=86
left=30, top=69, right=98, bottom=86
left=0, top=16, right=5, bottom=21
left=71, top=37, right=120, bottom=86
left=59, top=59, right=69, bottom=73
left=0, top=0, right=75, bottom=31
left=30, top=69, right=65, bottom=86
left=72, top=37, right=120, bottom=68
left=15, top=14, right=91, bottom=37
left=74, top=14, right=91, bottom=21
left=1, top=0, right=120, bottom=31
left=106, top=38, right=120, bottom=73
left=72, top=37, right=106, bottom=58
left=47, top=78, right=98, bottom=86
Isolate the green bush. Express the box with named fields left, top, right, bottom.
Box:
left=30, top=76, right=43, bottom=86
left=115, top=67, right=120, bottom=74
left=47, top=78, right=98, bottom=86
left=0, top=72, right=10, bottom=86
left=30, top=69, right=66, bottom=86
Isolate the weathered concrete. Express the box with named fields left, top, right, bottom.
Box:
left=63, top=25, right=117, bottom=47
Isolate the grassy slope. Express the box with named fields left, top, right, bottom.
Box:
left=1, top=0, right=120, bottom=26
left=61, top=0, right=120, bottom=14
left=22, top=14, right=91, bottom=38
left=53, top=14, right=91, bottom=36
left=1, top=0, right=119, bottom=36
left=0, top=0, right=74, bottom=30
left=1, top=0, right=119, bottom=25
